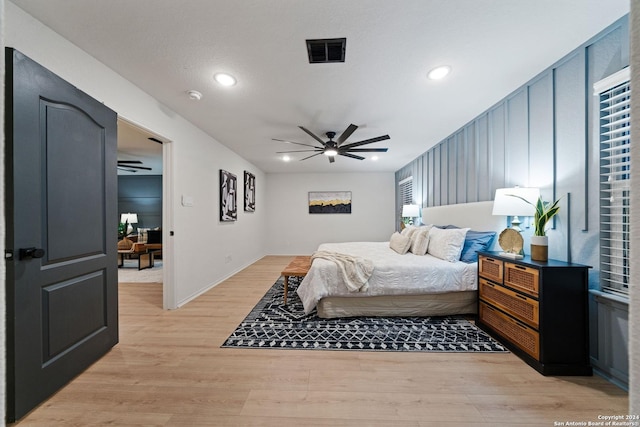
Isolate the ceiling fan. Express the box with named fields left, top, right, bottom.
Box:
left=273, top=123, right=389, bottom=163
left=117, top=160, right=152, bottom=172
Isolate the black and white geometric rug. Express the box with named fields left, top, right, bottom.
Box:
left=222, top=277, right=508, bottom=353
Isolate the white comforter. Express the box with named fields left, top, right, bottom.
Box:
left=296, top=241, right=478, bottom=314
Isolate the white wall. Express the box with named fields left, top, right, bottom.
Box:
left=4, top=3, right=268, bottom=306
left=265, top=172, right=396, bottom=254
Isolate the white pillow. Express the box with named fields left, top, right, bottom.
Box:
left=410, top=225, right=432, bottom=255
left=427, top=227, right=470, bottom=262
left=389, top=232, right=412, bottom=254
left=400, top=225, right=418, bottom=240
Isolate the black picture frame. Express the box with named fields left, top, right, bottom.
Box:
left=244, top=171, right=256, bottom=212
left=220, top=169, right=237, bottom=221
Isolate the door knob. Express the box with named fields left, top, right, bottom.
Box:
left=18, top=247, right=45, bottom=260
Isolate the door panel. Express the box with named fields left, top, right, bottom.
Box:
left=5, top=48, right=119, bottom=422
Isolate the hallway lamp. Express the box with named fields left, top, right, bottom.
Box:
left=120, top=212, right=138, bottom=235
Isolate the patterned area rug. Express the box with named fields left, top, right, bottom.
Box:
left=222, top=277, right=507, bottom=352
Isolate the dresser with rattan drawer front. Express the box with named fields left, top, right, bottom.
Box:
left=477, top=252, right=592, bottom=376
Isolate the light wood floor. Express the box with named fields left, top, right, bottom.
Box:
left=13, top=256, right=628, bottom=426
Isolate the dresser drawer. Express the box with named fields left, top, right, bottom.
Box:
left=504, top=262, right=539, bottom=297
left=478, top=255, right=503, bottom=282
left=479, top=302, right=540, bottom=360
left=479, top=278, right=539, bottom=328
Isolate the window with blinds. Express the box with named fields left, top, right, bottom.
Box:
left=595, top=68, right=630, bottom=296
left=398, top=177, right=413, bottom=206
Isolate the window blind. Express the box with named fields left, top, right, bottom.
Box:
left=596, top=69, right=630, bottom=296
left=398, top=177, right=413, bottom=206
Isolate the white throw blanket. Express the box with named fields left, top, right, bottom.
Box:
left=311, top=250, right=374, bottom=292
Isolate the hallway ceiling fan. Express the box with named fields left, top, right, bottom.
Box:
left=117, top=160, right=152, bottom=172
left=273, top=124, right=389, bottom=163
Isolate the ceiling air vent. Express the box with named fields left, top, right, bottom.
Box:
left=306, top=38, right=346, bottom=63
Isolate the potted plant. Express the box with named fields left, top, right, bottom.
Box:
left=510, top=195, right=561, bottom=261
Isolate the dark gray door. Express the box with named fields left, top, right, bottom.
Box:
left=5, top=48, right=119, bottom=422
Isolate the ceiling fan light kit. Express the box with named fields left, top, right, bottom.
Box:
left=273, top=123, right=389, bottom=163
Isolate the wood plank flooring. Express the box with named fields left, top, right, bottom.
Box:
left=12, top=256, right=628, bottom=426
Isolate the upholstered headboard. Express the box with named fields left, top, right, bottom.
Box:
left=422, top=201, right=506, bottom=251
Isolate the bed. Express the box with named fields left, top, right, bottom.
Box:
left=296, top=201, right=505, bottom=318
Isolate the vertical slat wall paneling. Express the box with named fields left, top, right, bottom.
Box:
left=456, top=131, right=466, bottom=203
left=528, top=72, right=554, bottom=189
left=555, top=52, right=587, bottom=260
left=433, top=144, right=441, bottom=206
left=476, top=113, right=491, bottom=201
left=447, top=137, right=457, bottom=204
left=422, top=152, right=431, bottom=208
left=440, top=142, right=449, bottom=205
left=489, top=104, right=507, bottom=196
left=464, top=123, right=478, bottom=202
left=587, top=24, right=626, bottom=235
left=505, top=89, right=530, bottom=186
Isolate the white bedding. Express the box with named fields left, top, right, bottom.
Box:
left=296, top=241, right=478, bottom=314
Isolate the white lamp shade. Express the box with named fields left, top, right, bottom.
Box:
left=402, top=204, right=420, bottom=217
left=120, top=213, right=138, bottom=224
left=492, top=188, right=540, bottom=217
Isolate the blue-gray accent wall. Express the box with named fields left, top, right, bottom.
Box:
left=118, top=175, right=163, bottom=230
left=395, top=16, right=629, bottom=388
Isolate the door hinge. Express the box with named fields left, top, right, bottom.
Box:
left=5, top=250, right=14, bottom=260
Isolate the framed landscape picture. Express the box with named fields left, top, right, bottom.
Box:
left=308, top=191, right=352, bottom=214
left=220, top=169, right=237, bottom=221
left=244, top=171, right=256, bottom=212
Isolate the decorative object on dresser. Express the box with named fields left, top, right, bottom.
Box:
left=477, top=252, right=592, bottom=375
left=507, top=194, right=562, bottom=262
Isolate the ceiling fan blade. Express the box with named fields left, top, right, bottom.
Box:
left=340, top=134, right=390, bottom=150
left=117, top=167, right=138, bottom=173
left=299, top=126, right=327, bottom=146
left=276, top=149, right=323, bottom=153
left=272, top=138, right=320, bottom=149
left=117, top=160, right=143, bottom=164
left=328, top=155, right=335, bottom=163
left=300, top=152, right=324, bottom=161
left=344, top=148, right=388, bottom=153
left=338, top=152, right=365, bottom=160
left=123, top=165, right=152, bottom=170
left=337, top=123, right=358, bottom=145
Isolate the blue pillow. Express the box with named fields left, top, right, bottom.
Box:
left=459, top=230, right=496, bottom=263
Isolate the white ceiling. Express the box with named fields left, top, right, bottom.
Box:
left=11, top=0, right=630, bottom=174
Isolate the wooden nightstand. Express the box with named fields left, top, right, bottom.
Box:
left=477, top=252, right=592, bottom=376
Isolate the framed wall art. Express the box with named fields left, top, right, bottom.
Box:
left=308, top=191, right=352, bottom=214
left=244, top=171, right=256, bottom=212
left=220, top=169, right=237, bottom=221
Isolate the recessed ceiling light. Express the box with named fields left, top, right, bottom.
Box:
left=427, top=65, right=451, bottom=80
left=187, top=90, right=202, bottom=100
left=371, top=155, right=379, bottom=161
left=282, top=155, right=291, bottom=162
left=214, top=73, right=237, bottom=87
